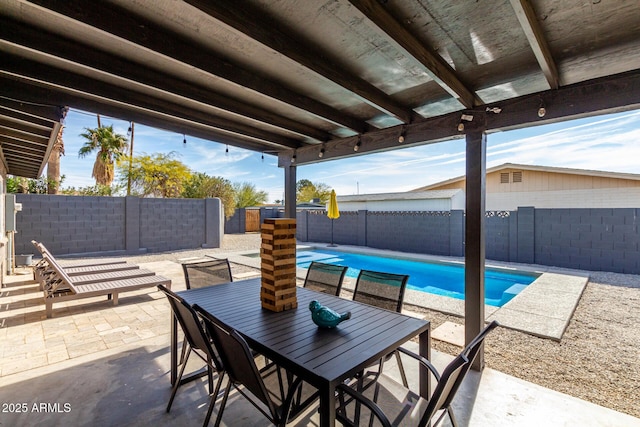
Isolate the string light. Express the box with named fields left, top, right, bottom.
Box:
left=319, top=147, right=325, bottom=158
left=353, top=136, right=361, bottom=152
left=225, top=145, right=229, bottom=155
left=261, top=152, right=264, bottom=162
left=183, top=134, right=186, bottom=145
left=398, top=126, right=406, bottom=143
left=538, top=96, right=546, bottom=118
left=290, top=154, right=296, bottom=163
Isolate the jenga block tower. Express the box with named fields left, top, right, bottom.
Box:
left=260, top=218, right=297, bottom=312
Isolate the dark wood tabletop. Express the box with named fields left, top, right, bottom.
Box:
left=174, top=277, right=430, bottom=427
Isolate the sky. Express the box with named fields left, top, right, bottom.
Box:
left=57, top=108, right=640, bottom=203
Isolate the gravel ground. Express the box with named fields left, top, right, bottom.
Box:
left=121, top=233, right=640, bottom=419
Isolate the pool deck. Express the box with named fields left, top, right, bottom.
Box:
left=218, top=243, right=589, bottom=341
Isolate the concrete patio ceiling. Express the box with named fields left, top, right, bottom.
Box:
left=1, top=0, right=639, bottom=177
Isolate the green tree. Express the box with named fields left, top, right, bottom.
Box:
left=233, top=182, right=268, bottom=208
left=6, top=176, right=64, bottom=194
left=60, top=184, right=118, bottom=196
left=296, top=180, right=331, bottom=203
left=182, top=173, right=236, bottom=218
left=118, top=152, right=191, bottom=198
left=78, top=125, right=128, bottom=186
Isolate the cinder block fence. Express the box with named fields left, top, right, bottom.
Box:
left=13, top=195, right=640, bottom=274
left=14, top=194, right=224, bottom=256
left=297, top=208, right=640, bottom=275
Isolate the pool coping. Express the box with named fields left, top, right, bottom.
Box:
left=211, top=243, right=589, bottom=341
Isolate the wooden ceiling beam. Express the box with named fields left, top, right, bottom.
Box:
left=0, top=124, right=51, bottom=140
left=0, top=17, right=329, bottom=143
left=0, top=75, right=284, bottom=155
left=184, top=0, right=415, bottom=123
left=25, top=0, right=369, bottom=134
left=0, top=117, right=52, bottom=134
left=349, top=0, right=481, bottom=109
left=283, top=69, right=640, bottom=165
left=509, top=0, right=559, bottom=89
left=0, top=95, right=65, bottom=123
left=1, top=54, right=302, bottom=149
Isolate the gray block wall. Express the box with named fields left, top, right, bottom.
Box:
left=14, top=194, right=223, bottom=256
left=224, top=208, right=245, bottom=234
left=13, top=195, right=640, bottom=274
left=15, top=194, right=126, bottom=255
left=299, top=207, right=640, bottom=274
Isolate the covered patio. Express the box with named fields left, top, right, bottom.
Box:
left=1, top=243, right=638, bottom=426
left=1, top=0, right=639, bottom=425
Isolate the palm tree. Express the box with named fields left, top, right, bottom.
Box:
left=78, top=125, right=128, bottom=186
left=47, top=126, right=65, bottom=194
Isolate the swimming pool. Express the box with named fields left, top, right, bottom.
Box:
left=296, top=249, right=539, bottom=307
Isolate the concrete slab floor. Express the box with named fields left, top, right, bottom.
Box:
left=1, top=260, right=637, bottom=426
left=0, top=335, right=637, bottom=427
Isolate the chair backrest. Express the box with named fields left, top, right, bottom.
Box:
left=194, top=305, right=280, bottom=419
left=437, top=320, right=500, bottom=411
left=303, top=261, right=348, bottom=296
left=42, top=253, right=78, bottom=294
left=158, top=285, right=223, bottom=371
left=419, top=354, right=469, bottom=427
left=352, top=269, right=409, bottom=313
left=182, top=258, right=233, bottom=289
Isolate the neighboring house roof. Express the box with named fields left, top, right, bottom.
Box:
left=337, top=190, right=462, bottom=203
left=411, top=163, right=640, bottom=191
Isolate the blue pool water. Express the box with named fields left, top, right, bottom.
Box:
left=297, top=249, right=539, bottom=307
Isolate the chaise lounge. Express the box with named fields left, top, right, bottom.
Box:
left=32, top=241, right=140, bottom=286
left=42, top=253, right=171, bottom=318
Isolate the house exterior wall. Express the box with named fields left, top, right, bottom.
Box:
left=487, top=187, right=640, bottom=210
left=338, top=198, right=455, bottom=211
left=487, top=168, right=640, bottom=192
left=0, top=163, right=6, bottom=283
left=426, top=168, right=640, bottom=209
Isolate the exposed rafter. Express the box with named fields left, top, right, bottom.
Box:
left=282, top=70, right=640, bottom=166
left=509, top=0, right=559, bottom=89
left=184, top=0, right=416, bottom=124
left=0, top=17, right=330, bottom=143
left=0, top=75, right=289, bottom=154
left=1, top=54, right=302, bottom=149
left=25, top=0, right=369, bottom=134
left=348, top=0, right=481, bottom=109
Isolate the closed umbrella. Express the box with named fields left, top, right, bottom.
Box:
left=327, top=189, right=340, bottom=247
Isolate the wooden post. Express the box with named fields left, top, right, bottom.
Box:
left=260, top=218, right=298, bottom=311
left=465, top=128, right=487, bottom=371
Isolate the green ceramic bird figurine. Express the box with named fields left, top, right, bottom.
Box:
left=309, top=300, right=351, bottom=328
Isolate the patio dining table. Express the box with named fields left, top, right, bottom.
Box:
left=172, top=277, right=431, bottom=427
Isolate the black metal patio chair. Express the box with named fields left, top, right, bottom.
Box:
left=303, top=261, right=348, bottom=296
left=352, top=269, right=410, bottom=387
left=194, top=305, right=319, bottom=427
left=182, top=258, right=233, bottom=289
left=336, top=320, right=500, bottom=427
left=158, top=285, right=225, bottom=427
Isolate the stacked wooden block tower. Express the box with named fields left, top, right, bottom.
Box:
left=260, top=218, right=298, bottom=312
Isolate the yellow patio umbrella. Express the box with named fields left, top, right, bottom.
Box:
left=327, top=189, right=339, bottom=247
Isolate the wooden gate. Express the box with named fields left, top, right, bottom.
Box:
left=245, top=209, right=261, bottom=232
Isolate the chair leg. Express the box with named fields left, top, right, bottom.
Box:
left=394, top=350, right=409, bottom=387
left=203, top=371, right=226, bottom=427
left=213, top=382, right=233, bottom=427
left=167, top=346, right=192, bottom=412
left=179, top=336, right=188, bottom=365
left=447, top=406, right=459, bottom=427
